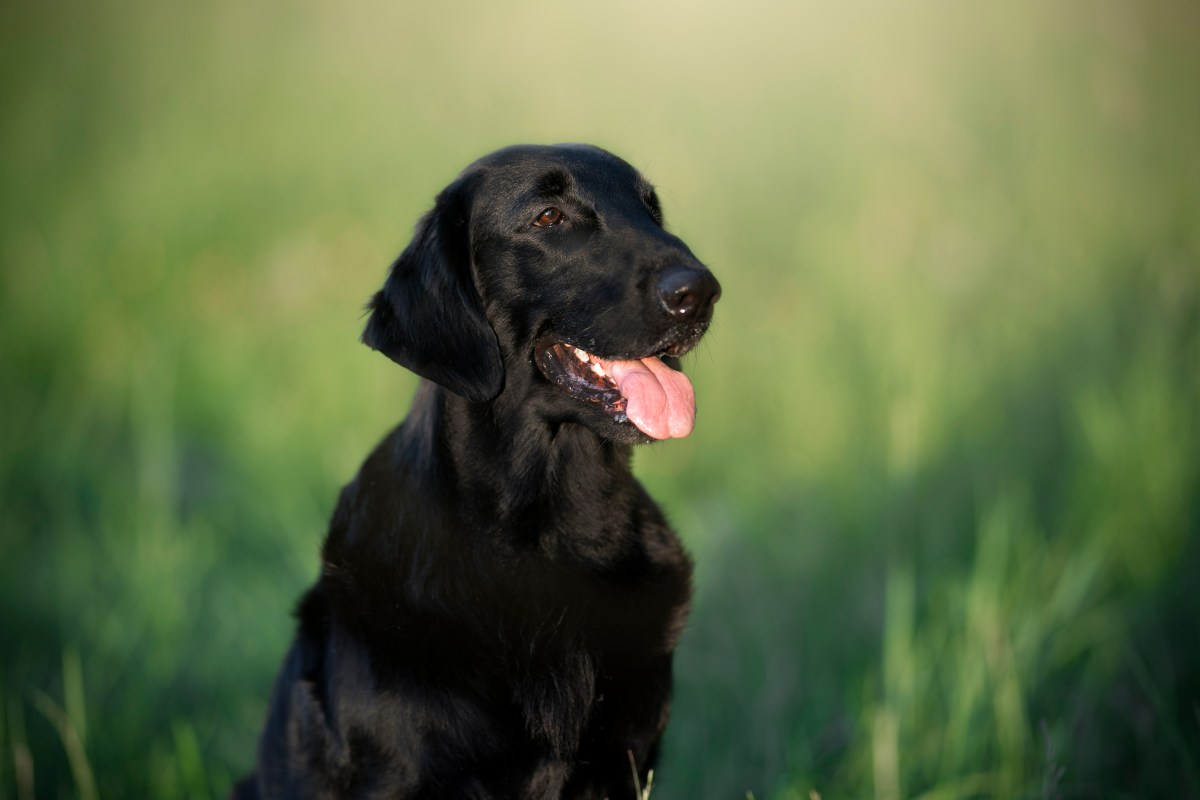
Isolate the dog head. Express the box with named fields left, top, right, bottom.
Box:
left=363, top=144, right=720, bottom=444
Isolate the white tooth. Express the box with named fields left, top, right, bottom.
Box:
left=591, top=362, right=606, bottom=376
left=573, top=347, right=590, bottom=362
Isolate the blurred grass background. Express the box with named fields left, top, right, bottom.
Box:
left=2, top=0, right=1198, bottom=797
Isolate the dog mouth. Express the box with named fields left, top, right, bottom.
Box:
left=534, top=339, right=698, bottom=440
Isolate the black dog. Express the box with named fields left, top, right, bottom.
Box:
left=235, top=144, right=721, bottom=799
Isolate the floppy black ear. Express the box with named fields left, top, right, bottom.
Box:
left=361, top=178, right=503, bottom=402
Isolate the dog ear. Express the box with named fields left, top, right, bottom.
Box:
left=362, top=177, right=504, bottom=402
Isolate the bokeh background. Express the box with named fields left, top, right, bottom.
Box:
left=2, top=1, right=1198, bottom=797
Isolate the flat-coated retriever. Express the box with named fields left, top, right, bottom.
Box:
left=234, top=144, right=721, bottom=799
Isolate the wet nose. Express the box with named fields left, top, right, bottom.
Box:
left=657, top=265, right=721, bottom=320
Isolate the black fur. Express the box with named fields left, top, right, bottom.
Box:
left=235, top=144, right=720, bottom=799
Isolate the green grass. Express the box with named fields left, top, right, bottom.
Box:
left=2, top=1, right=1199, bottom=797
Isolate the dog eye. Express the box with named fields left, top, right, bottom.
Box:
left=532, top=207, right=564, bottom=228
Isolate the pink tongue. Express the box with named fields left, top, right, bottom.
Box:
left=608, top=356, right=696, bottom=439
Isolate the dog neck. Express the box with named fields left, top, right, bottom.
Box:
left=399, top=381, right=642, bottom=542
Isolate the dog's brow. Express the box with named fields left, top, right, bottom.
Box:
left=535, top=168, right=572, bottom=197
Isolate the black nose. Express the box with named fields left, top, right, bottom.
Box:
left=657, top=265, right=721, bottom=320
